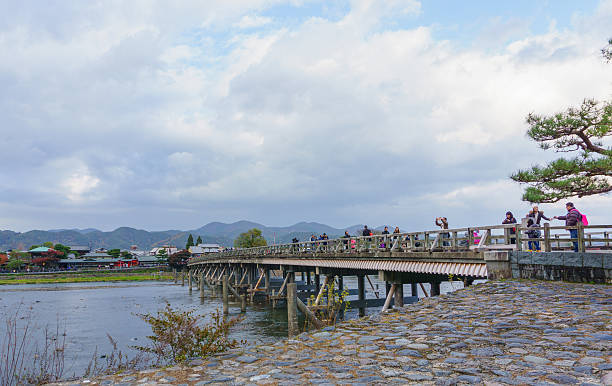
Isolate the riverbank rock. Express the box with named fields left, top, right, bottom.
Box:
left=48, top=279, right=611, bottom=385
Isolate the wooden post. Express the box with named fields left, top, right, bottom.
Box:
left=314, top=275, right=329, bottom=306
left=430, top=281, right=441, bottom=297
left=241, top=295, right=246, bottom=312
left=173, top=269, right=177, bottom=284
left=577, top=223, right=585, bottom=252
left=287, top=273, right=298, bottom=337
left=357, top=274, right=366, bottom=317
left=296, top=297, right=324, bottom=329
left=264, top=268, right=271, bottom=296
left=381, top=284, right=397, bottom=313
left=200, top=272, right=205, bottom=298
left=181, top=271, right=185, bottom=286
left=337, top=275, right=344, bottom=320
left=419, top=283, right=429, bottom=297
left=606, top=231, right=610, bottom=249
left=222, top=273, right=229, bottom=315
left=411, top=282, right=418, bottom=298
left=543, top=223, right=551, bottom=252
left=366, top=275, right=379, bottom=298
left=188, top=270, right=193, bottom=290
left=385, top=282, right=392, bottom=307
left=394, top=284, right=404, bottom=307
left=515, top=224, right=523, bottom=251
left=314, top=274, right=320, bottom=295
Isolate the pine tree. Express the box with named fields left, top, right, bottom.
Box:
left=186, top=234, right=194, bottom=250
left=511, top=40, right=612, bottom=203
left=196, top=235, right=202, bottom=245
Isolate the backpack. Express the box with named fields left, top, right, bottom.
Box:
left=571, top=209, right=588, bottom=226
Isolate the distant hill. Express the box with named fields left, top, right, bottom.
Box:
left=48, top=228, right=101, bottom=234
left=0, top=221, right=387, bottom=251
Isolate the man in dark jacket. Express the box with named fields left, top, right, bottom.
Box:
left=342, top=231, right=350, bottom=248
left=554, top=202, right=582, bottom=252
left=362, top=226, right=371, bottom=237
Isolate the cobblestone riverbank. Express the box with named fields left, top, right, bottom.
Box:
left=53, top=280, right=611, bottom=385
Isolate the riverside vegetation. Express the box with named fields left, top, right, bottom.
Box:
left=0, top=302, right=241, bottom=385
left=0, top=268, right=172, bottom=285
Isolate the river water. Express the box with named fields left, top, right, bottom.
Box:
left=0, top=278, right=468, bottom=379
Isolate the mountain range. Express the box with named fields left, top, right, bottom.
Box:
left=0, top=221, right=382, bottom=251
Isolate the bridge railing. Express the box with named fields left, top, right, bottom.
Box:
left=188, top=224, right=612, bottom=263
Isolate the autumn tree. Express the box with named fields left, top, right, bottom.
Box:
left=168, top=249, right=191, bottom=270
left=233, top=228, right=267, bottom=248
left=54, top=243, right=71, bottom=256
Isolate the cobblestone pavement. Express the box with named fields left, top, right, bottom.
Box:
left=53, top=280, right=611, bottom=385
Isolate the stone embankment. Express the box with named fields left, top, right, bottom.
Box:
left=54, top=280, right=611, bottom=385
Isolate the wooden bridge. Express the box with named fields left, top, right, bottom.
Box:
left=185, top=223, right=612, bottom=336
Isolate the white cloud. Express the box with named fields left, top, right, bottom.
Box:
left=1, top=0, right=611, bottom=231
left=234, top=15, right=272, bottom=29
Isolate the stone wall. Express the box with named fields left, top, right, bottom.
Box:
left=509, top=251, right=611, bottom=283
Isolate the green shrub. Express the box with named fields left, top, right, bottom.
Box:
left=134, top=304, right=242, bottom=364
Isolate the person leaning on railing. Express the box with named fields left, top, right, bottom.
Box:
left=502, top=211, right=517, bottom=244
left=526, top=218, right=541, bottom=251
left=342, top=231, right=351, bottom=250
left=553, top=202, right=582, bottom=252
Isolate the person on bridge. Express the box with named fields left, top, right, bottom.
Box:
left=362, top=225, right=371, bottom=237
left=382, top=226, right=390, bottom=235
left=435, top=217, right=450, bottom=246
left=526, top=205, right=551, bottom=225
left=342, top=231, right=351, bottom=249
left=553, top=202, right=584, bottom=252
left=502, top=211, right=517, bottom=244
left=393, top=226, right=400, bottom=234
left=526, top=218, right=541, bottom=251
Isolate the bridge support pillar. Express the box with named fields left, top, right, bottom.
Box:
left=264, top=268, right=270, bottom=296
left=315, top=274, right=320, bottom=295
left=357, top=274, right=366, bottom=317
left=385, top=282, right=392, bottom=309
left=430, top=281, right=441, bottom=297
left=200, top=272, right=205, bottom=298
left=484, top=251, right=512, bottom=280
left=287, top=275, right=298, bottom=337
left=411, top=282, right=418, bottom=298
left=173, top=269, right=177, bottom=284
left=241, top=294, right=246, bottom=312
left=188, top=270, right=193, bottom=291
left=223, top=273, right=229, bottom=315
left=181, top=271, right=185, bottom=286
left=394, top=284, right=404, bottom=307
left=307, top=270, right=311, bottom=286
left=338, top=275, right=344, bottom=320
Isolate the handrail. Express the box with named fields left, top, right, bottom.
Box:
left=187, top=223, right=612, bottom=264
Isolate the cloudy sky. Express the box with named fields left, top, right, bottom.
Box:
left=1, top=0, right=611, bottom=232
